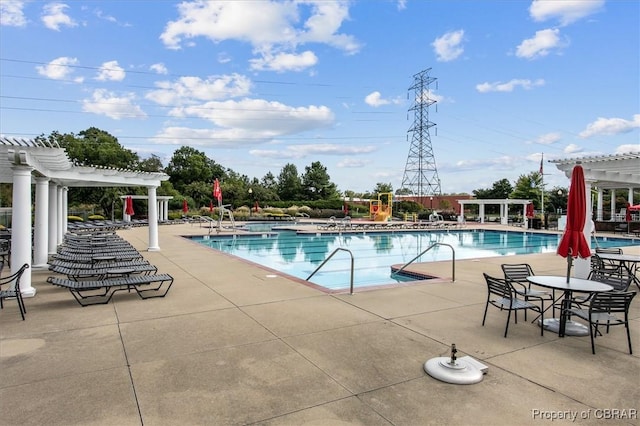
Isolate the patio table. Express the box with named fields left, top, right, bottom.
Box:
left=526, top=276, right=612, bottom=337
left=595, top=253, right=640, bottom=290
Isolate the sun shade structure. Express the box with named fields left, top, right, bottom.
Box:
left=0, top=137, right=169, bottom=297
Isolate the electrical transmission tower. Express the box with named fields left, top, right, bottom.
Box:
left=401, top=68, right=441, bottom=201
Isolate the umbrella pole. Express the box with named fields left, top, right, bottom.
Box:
left=566, top=256, right=573, bottom=283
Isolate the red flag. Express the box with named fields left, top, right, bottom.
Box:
left=213, top=179, right=222, bottom=204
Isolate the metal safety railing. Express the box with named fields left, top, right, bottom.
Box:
left=306, top=248, right=355, bottom=295
left=392, top=243, right=456, bottom=282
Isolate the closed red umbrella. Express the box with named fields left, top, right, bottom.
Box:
left=213, top=179, right=222, bottom=205
left=526, top=203, right=534, bottom=218
left=209, top=200, right=214, bottom=212
left=125, top=196, right=135, bottom=216
left=557, top=164, right=591, bottom=282
left=182, top=199, right=188, bottom=214
left=626, top=202, right=632, bottom=234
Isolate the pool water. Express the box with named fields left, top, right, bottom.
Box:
left=191, top=229, right=637, bottom=291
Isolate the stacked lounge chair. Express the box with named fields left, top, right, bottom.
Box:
left=47, top=232, right=173, bottom=306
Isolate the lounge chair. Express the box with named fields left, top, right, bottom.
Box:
left=0, top=263, right=30, bottom=320
left=47, top=273, right=174, bottom=306
left=50, top=263, right=158, bottom=280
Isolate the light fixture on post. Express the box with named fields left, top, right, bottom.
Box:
left=248, top=188, right=253, bottom=216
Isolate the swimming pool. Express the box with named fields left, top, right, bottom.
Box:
left=191, top=229, right=638, bottom=291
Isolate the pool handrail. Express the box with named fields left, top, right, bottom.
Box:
left=306, top=248, right=355, bottom=295
left=392, top=243, right=456, bottom=282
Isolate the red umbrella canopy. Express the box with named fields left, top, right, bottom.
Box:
left=182, top=199, right=188, bottom=214
left=557, top=164, right=591, bottom=259
left=526, top=203, right=534, bottom=218
left=125, top=196, right=135, bottom=216
left=213, top=179, right=222, bottom=204
left=629, top=204, right=640, bottom=211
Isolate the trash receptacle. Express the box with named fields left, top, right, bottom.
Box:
left=528, top=218, right=542, bottom=229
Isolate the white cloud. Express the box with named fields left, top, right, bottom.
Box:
left=149, top=63, right=168, bottom=75
left=338, top=158, right=372, bottom=168
left=1, top=0, right=27, bottom=26
left=160, top=1, right=360, bottom=71
left=534, top=132, right=561, bottom=145
left=564, top=143, right=582, bottom=154
left=529, top=0, right=605, bottom=26
left=35, top=56, right=84, bottom=82
left=616, top=144, right=640, bottom=154
left=41, top=2, right=77, bottom=31
left=579, top=114, right=640, bottom=138
left=251, top=144, right=376, bottom=159
left=96, top=60, right=126, bottom=81
left=476, top=78, right=545, bottom=93
left=516, top=28, right=564, bottom=59
left=152, top=98, right=335, bottom=146
left=250, top=50, right=318, bottom=72
left=82, top=89, right=146, bottom=120
left=146, top=74, right=252, bottom=106
left=364, top=91, right=402, bottom=107
left=396, top=0, right=407, bottom=11
left=432, top=29, right=464, bottom=62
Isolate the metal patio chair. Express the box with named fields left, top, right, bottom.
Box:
left=0, top=263, right=30, bottom=320
left=482, top=273, right=543, bottom=338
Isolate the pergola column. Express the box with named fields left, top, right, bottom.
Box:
left=147, top=186, right=160, bottom=251
left=10, top=165, right=35, bottom=296
left=48, top=182, right=58, bottom=254
left=628, top=188, right=634, bottom=205
left=478, top=204, right=485, bottom=223
left=62, top=187, right=68, bottom=234
left=596, top=188, right=603, bottom=222
left=610, top=189, right=616, bottom=220
left=56, top=186, right=64, bottom=245
left=33, top=176, right=50, bottom=268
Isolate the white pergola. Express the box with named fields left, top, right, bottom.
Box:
left=551, top=152, right=640, bottom=221
left=0, top=137, right=169, bottom=297
left=456, top=199, right=533, bottom=226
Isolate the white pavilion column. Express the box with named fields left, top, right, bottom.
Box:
left=147, top=186, right=160, bottom=251
left=575, top=180, right=594, bottom=279
left=11, top=166, right=35, bottom=296
left=123, top=197, right=130, bottom=222
left=478, top=204, right=485, bottom=223
left=56, top=186, right=64, bottom=245
left=596, top=188, right=604, bottom=222
left=628, top=188, right=634, bottom=205
left=610, top=189, right=616, bottom=220
left=523, top=204, right=529, bottom=229
left=33, top=177, right=50, bottom=268
left=48, top=182, right=58, bottom=254
left=62, top=187, right=68, bottom=234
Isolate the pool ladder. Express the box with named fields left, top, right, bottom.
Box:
left=306, top=248, right=355, bottom=295
left=392, top=243, right=456, bottom=282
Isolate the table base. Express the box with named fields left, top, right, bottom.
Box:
left=540, top=318, right=589, bottom=336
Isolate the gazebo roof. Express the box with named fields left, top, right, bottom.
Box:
left=550, top=152, right=640, bottom=189
left=0, top=137, right=168, bottom=187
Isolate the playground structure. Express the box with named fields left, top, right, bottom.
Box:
left=370, top=193, right=393, bottom=221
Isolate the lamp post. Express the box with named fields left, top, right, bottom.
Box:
left=248, top=188, right=253, bottom=217
left=430, top=196, right=433, bottom=210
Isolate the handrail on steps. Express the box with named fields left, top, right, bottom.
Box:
left=392, top=243, right=456, bottom=282
left=306, top=248, right=355, bottom=295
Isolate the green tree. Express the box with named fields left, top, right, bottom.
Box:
left=165, top=146, right=225, bottom=193
left=373, top=182, right=393, bottom=195
left=511, top=172, right=544, bottom=209
left=139, top=154, right=164, bottom=172
left=277, top=163, right=302, bottom=200
left=301, top=161, right=339, bottom=200
left=473, top=178, right=513, bottom=199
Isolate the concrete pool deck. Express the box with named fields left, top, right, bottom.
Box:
left=1, top=222, right=639, bottom=425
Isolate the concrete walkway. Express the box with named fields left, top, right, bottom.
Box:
left=1, top=223, right=638, bottom=425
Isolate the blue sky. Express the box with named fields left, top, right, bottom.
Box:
left=1, top=0, right=638, bottom=194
